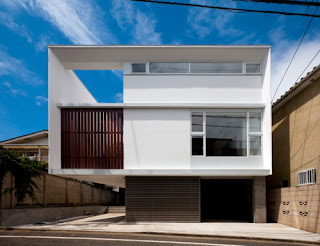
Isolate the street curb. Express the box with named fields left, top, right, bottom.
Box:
left=0, top=227, right=319, bottom=245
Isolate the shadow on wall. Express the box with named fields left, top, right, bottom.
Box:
left=267, top=115, right=291, bottom=190
left=268, top=77, right=320, bottom=190
left=0, top=172, right=118, bottom=210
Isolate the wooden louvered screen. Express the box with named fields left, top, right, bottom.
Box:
left=126, top=177, right=200, bottom=222
left=61, top=108, right=123, bottom=169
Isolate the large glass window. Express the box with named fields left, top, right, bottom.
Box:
left=190, top=62, right=242, bottom=73
left=206, top=113, right=247, bottom=156
left=191, top=111, right=263, bottom=157
left=149, top=62, right=189, bottom=73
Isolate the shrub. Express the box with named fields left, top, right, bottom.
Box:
left=0, top=146, right=45, bottom=203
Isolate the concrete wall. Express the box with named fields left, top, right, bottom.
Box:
left=0, top=172, right=117, bottom=210
left=123, top=74, right=263, bottom=103
left=269, top=75, right=320, bottom=188
left=253, top=177, right=267, bottom=223
left=48, top=49, right=97, bottom=172
left=0, top=206, right=106, bottom=227
left=268, top=184, right=320, bottom=233
left=124, top=109, right=190, bottom=169
left=122, top=52, right=272, bottom=174
left=49, top=46, right=272, bottom=177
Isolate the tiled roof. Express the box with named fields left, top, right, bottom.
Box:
left=272, top=64, right=320, bottom=111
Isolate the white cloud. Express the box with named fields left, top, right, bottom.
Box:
left=0, top=48, right=43, bottom=86
left=111, top=0, right=162, bottom=44
left=187, top=0, right=241, bottom=39
left=2, top=0, right=116, bottom=45
left=111, top=0, right=135, bottom=30
left=35, top=95, right=48, bottom=106
left=0, top=11, right=32, bottom=42
left=271, top=28, right=320, bottom=102
left=133, top=10, right=162, bottom=44
left=112, top=70, right=123, bottom=81
left=112, top=93, right=123, bottom=103
left=34, top=35, right=54, bottom=52
left=2, top=81, right=27, bottom=96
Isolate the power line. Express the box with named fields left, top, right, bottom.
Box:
left=272, top=6, right=318, bottom=102
left=233, top=0, right=320, bottom=7
left=131, top=0, right=320, bottom=17
left=294, top=49, right=320, bottom=84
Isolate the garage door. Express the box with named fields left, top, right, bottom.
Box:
left=126, top=177, right=200, bottom=222
left=201, top=179, right=253, bottom=222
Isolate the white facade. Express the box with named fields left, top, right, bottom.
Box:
left=49, top=45, right=272, bottom=188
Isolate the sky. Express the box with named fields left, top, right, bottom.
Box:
left=0, top=0, right=320, bottom=141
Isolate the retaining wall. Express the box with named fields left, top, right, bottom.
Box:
left=1, top=172, right=117, bottom=209
left=268, top=184, right=320, bottom=233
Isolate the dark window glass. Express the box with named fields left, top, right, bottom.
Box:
left=190, top=62, right=242, bottom=73
left=246, top=63, right=260, bottom=74
left=149, top=62, right=189, bottom=73
left=192, top=136, right=203, bottom=155
left=249, top=112, right=261, bottom=132
left=250, top=136, right=261, bottom=155
left=206, top=113, right=247, bottom=156
left=192, top=113, right=203, bottom=132
left=132, top=63, right=146, bottom=73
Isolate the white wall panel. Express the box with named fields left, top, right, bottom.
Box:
left=124, top=109, right=191, bottom=169
left=123, top=75, right=263, bottom=103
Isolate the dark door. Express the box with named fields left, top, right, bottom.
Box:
left=201, top=179, right=253, bottom=222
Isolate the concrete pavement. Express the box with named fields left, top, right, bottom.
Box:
left=12, top=213, right=320, bottom=244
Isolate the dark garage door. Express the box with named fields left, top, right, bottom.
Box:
left=126, top=177, right=200, bottom=222
left=201, top=179, right=253, bottom=222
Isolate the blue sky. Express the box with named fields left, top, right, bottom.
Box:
left=0, top=0, right=320, bottom=141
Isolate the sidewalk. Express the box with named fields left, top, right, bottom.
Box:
left=13, top=213, right=320, bottom=244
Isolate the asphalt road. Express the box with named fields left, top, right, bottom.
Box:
left=0, top=230, right=314, bottom=246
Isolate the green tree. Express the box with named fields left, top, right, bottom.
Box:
left=0, top=146, right=45, bottom=205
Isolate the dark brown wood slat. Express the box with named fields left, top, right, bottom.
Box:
left=126, top=177, right=200, bottom=222
left=61, top=108, right=123, bottom=169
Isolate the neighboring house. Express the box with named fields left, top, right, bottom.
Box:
left=48, top=45, right=272, bottom=223
left=269, top=64, right=320, bottom=188
left=0, top=130, right=48, bottom=162
left=267, top=64, right=320, bottom=233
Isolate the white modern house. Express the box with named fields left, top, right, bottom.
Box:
left=49, top=45, right=271, bottom=222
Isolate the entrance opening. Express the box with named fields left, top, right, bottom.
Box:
left=201, top=179, right=253, bottom=222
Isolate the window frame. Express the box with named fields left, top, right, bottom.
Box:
left=149, top=62, right=190, bottom=74
left=190, top=109, right=263, bottom=158
left=190, top=62, right=244, bottom=74
left=297, top=168, right=317, bottom=186
left=131, top=62, right=148, bottom=74
left=191, top=112, right=206, bottom=157
left=129, top=62, right=262, bottom=75
left=244, top=62, right=262, bottom=74
left=248, top=111, right=263, bottom=156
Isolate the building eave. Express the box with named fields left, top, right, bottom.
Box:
left=57, top=102, right=266, bottom=109
left=0, top=130, right=48, bottom=144
left=272, top=64, right=320, bottom=113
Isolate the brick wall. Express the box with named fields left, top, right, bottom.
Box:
left=268, top=184, right=320, bottom=233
